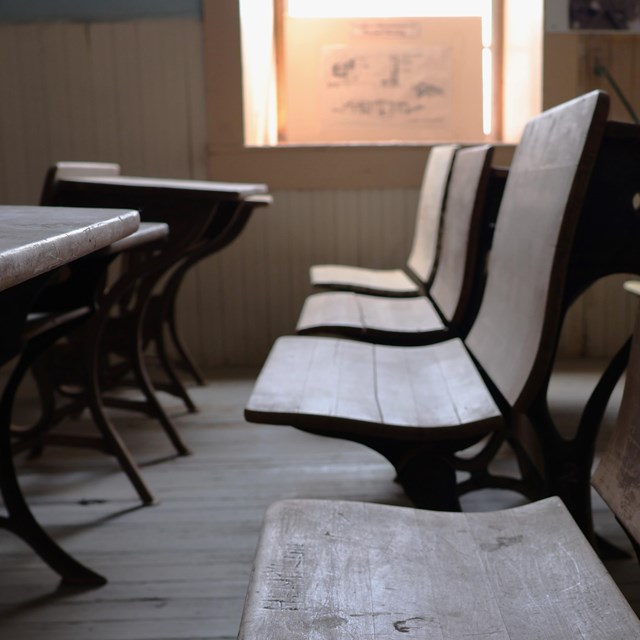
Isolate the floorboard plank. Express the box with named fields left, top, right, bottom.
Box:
left=0, top=363, right=637, bottom=639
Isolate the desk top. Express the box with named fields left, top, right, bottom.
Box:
left=57, top=175, right=269, bottom=200
left=0, top=205, right=139, bottom=292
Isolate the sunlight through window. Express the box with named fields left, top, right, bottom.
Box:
left=287, top=0, right=493, bottom=135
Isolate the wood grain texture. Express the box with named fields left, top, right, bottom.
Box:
left=0, top=206, right=139, bottom=291
left=239, top=497, right=640, bottom=639
left=0, top=365, right=637, bottom=639
left=309, top=144, right=458, bottom=297
left=194, top=186, right=418, bottom=366
left=429, top=145, right=497, bottom=326
left=593, top=295, right=640, bottom=545
left=405, top=144, right=459, bottom=284
left=308, top=264, right=419, bottom=297
left=0, top=21, right=635, bottom=368
left=297, top=146, right=498, bottom=344
left=0, top=19, right=207, bottom=206
left=245, top=335, right=501, bottom=442
left=575, top=33, right=640, bottom=127
left=296, top=290, right=446, bottom=343
left=246, top=93, right=613, bottom=495
left=465, top=91, right=610, bottom=409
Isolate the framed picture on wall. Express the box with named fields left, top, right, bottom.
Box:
left=570, top=0, right=640, bottom=29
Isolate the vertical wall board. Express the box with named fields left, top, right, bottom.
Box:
left=0, top=18, right=637, bottom=365
left=41, top=24, right=79, bottom=164
left=87, top=23, right=122, bottom=163
left=180, top=188, right=417, bottom=367
left=111, top=22, right=147, bottom=172
left=14, top=25, right=51, bottom=201
left=0, top=27, right=32, bottom=202
left=182, top=19, right=209, bottom=180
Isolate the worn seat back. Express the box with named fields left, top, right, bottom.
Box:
left=309, top=144, right=458, bottom=296
left=239, top=290, right=640, bottom=638
left=465, top=91, right=610, bottom=410
left=405, top=143, right=460, bottom=285
left=297, top=145, right=502, bottom=343
left=421, top=143, right=503, bottom=330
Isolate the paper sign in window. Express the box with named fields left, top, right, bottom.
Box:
left=321, top=46, right=452, bottom=130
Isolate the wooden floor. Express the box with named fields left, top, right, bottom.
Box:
left=0, top=361, right=638, bottom=639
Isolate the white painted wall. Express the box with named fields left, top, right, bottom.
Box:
left=0, top=18, right=208, bottom=205
left=0, top=17, right=633, bottom=368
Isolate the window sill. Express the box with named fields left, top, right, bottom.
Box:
left=207, top=142, right=515, bottom=189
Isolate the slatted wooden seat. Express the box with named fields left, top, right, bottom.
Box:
left=297, top=145, right=506, bottom=344
left=239, top=498, right=638, bottom=639
left=238, top=290, right=640, bottom=640
left=246, top=91, right=628, bottom=523
left=309, top=144, right=458, bottom=297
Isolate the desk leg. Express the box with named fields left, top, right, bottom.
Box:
left=125, top=277, right=192, bottom=456
left=0, top=354, right=106, bottom=586
left=528, top=336, right=631, bottom=550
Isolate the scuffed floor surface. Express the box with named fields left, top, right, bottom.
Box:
left=0, top=362, right=636, bottom=640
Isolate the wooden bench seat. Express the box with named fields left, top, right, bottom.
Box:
left=239, top=497, right=638, bottom=639
left=309, top=144, right=458, bottom=297
left=239, top=287, right=640, bottom=640
left=247, top=335, right=501, bottom=510
left=297, top=291, right=449, bottom=343
left=309, top=264, right=419, bottom=296
left=247, top=335, right=501, bottom=440
left=247, top=91, right=640, bottom=534
left=297, top=145, right=505, bottom=344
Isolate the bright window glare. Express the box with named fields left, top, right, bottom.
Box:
left=482, top=48, right=492, bottom=135
left=289, top=1, right=492, bottom=47
left=288, top=0, right=489, bottom=19
left=288, top=0, right=493, bottom=136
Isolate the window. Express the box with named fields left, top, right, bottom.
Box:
left=281, top=0, right=495, bottom=142
left=240, top=0, right=502, bottom=145
left=203, top=1, right=543, bottom=187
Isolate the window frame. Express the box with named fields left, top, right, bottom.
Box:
left=203, top=0, right=515, bottom=189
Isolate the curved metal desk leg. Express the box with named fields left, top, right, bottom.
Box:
left=158, top=309, right=199, bottom=411
left=0, top=343, right=106, bottom=586
left=168, top=303, right=206, bottom=386
left=155, top=277, right=200, bottom=411
left=148, top=197, right=270, bottom=407
left=129, top=285, right=192, bottom=456
left=525, top=336, right=633, bottom=547
left=77, top=239, right=193, bottom=459
left=142, top=270, right=202, bottom=411
left=84, top=315, right=157, bottom=505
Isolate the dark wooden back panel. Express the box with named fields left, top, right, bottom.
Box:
left=405, top=144, right=458, bottom=285
left=429, top=144, right=495, bottom=328
left=40, top=162, right=121, bottom=205
left=465, top=91, right=610, bottom=409
left=593, top=296, right=640, bottom=546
